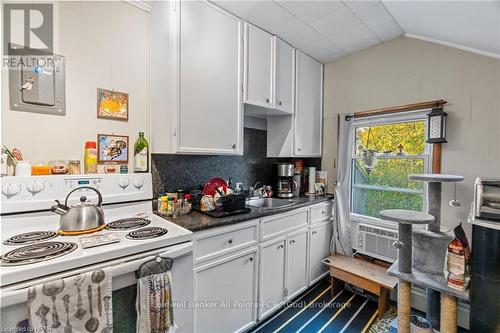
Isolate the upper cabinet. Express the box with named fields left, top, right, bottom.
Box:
left=273, top=37, right=295, bottom=114
left=151, top=1, right=243, bottom=155
left=294, top=50, right=323, bottom=157
left=244, top=25, right=295, bottom=115
left=244, top=23, right=274, bottom=108
left=267, top=50, right=323, bottom=157
left=151, top=1, right=322, bottom=157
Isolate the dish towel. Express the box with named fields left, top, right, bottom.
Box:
left=28, top=268, right=113, bottom=333
left=136, top=271, right=176, bottom=333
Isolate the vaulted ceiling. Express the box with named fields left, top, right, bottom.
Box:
left=212, top=0, right=500, bottom=64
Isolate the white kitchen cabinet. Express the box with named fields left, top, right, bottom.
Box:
left=244, top=23, right=273, bottom=108
left=286, top=229, right=308, bottom=299
left=309, top=222, right=333, bottom=285
left=294, top=50, right=323, bottom=156
left=259, top=237, right=286, bottom=319
left=152, top=1, right=243, bottom=154
left=273, top=37, right=295, bottom=114
left=194, top=247, right=258, bottom=333
left=267, top=50, right=323, bottom=157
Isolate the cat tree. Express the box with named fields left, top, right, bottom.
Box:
left=382, top=174, right=469, bottom=333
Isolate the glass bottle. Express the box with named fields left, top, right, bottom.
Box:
left=134, top=132, right=149, bottom=173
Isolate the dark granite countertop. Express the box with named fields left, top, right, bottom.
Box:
left=156, top=194, right=334, bottom=232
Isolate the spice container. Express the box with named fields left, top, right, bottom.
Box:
left=104, top=163, right=117, bottom=174
left=166, top=196, right=174, bottom=216
left=68, top=160, right=81, bottom=174
left=158, top=195, right=169, bottom=216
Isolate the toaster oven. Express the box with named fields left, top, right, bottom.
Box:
left=473, top=178, right=500, bottom=221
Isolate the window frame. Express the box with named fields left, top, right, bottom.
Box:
left=349, top=109, right=432, bottom=224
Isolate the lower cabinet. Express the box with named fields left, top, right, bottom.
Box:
left=258, top=229, right=309, bottom=320
left=287, top=229, right=308, bottom=299
left=309, top=222, right=333, bottom=285
left=259, top=238, right=287, bottom=319
left=193, top=247, right=258, bottom=333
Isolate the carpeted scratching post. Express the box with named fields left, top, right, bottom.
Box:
left=440, top=294, right=458, bottom=333
left=380, top=209, right=435, bottom=333
left=397, top=280, right=411, bottom=333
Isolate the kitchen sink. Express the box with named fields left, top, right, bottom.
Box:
left=246, top=197, right=295, bottom=210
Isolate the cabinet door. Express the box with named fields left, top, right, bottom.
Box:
left=274, top=37, right=294, bottom=114
left=309, top=223, right=333, bottom=285
left=179, top=2, right=243, bottom=154
left=194, top=248, right=258, bottom=333
left=287, top=229, right=308, bottom=299
left=294, top=50, right=323, bottom=157
left=259, top=238, right=286, bottom=319
left=244, top=23, right=273, bottom=108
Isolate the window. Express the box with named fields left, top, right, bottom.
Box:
left=350, top=113, right=431, bottom=219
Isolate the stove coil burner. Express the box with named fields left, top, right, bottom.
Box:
left=106, top=218, right=151, bottom=230
left=3, top=231, right=59, bottom=246
left=126, top=227, right=168, bottom=240
left=0, top=241, right=78, bottom=266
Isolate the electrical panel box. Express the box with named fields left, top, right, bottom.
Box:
left=9, top=54, right=66, bottom=116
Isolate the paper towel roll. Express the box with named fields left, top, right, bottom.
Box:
left=308, top=167, right=316, bottom=194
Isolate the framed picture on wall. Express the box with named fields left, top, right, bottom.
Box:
left=97, top=88, right=129, bottom=121
left=97, top=134, right=129, bottom=164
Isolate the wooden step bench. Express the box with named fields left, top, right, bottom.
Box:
left=323, top=254, right=398, bottom=319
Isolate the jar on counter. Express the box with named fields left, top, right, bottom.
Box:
left=166, top=196, right=175, bottom=217
left=158, top=195, right=169, bottom=216
left=50, top=160, right=68, bottom=175
left=68, top=160, right=81, bottom=175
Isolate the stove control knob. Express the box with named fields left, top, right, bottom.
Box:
left=2, top=183, right=21, bottom=197
left=27, top=180, right=45, bottom=194
left=134, top=177, right=144, bottom=189
left=118, top=177, right=130, bottom=189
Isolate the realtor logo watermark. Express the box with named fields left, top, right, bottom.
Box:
left=3, top=3, right=54, bottom=70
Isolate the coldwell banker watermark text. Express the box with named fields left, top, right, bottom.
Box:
left=3, top=3, right=54, bottom=69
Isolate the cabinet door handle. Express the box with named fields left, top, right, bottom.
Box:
left=289, top=240, right=295, bottom=244
left=278, top=101, right=282, bottom=106
left=266, top=98, right=270, bottom=103
left=228, top=238, right=233, bottom=244
left=278, top=244, right=284, bottom=249
left=232, top=144, right=236, bottom=149
left=297, top=148, right=301, bottom=152
left=249, top=257, right=254, bottom=262
left=312, top=231, right=317, bottom=235
left=322, top=211, right=326, bottom=215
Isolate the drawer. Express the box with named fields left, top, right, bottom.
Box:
left=261, top=209, right=308, bottom=241
left=194, top=222, right=258, bottom=264
left=310, top=202, right=333, bottom=224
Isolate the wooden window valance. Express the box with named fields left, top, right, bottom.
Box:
left=346, top=100, right=447, bottom=121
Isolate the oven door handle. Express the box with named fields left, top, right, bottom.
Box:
left=0, top=241, right=193, bottom=308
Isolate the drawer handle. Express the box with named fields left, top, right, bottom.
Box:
left=228, top=238, right=233, bottom=244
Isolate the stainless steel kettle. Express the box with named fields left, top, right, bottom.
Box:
left=51, top=186, right=105, bottom=233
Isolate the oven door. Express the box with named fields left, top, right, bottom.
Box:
left=0, top=241, right=193, bottom=333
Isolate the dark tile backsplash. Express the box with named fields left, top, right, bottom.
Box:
left=152, top=128, right=321, bottom=196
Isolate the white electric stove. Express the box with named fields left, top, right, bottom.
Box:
left=0, top=173, right=194, bottom=332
